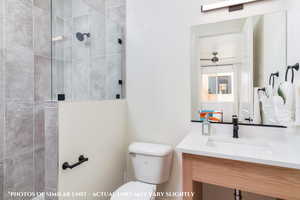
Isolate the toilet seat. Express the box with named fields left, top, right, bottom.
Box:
left=110, top=181, right=156, bottom=200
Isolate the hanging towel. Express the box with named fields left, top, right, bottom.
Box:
left=259, top=89, right=279, bottom=125
left=278, top=81, right=295, bottom=124
left=279, top=82, right=294, bottom=108
left=295, top=81, right=300, bottom=125
left=265, top=85, right=274, bottom=98
left=273, top=94, right=292, bottom=126
left=259, top=88, right=293, bottom=126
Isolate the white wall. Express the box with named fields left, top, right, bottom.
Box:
left=58, top=100, right=127, bottom=200
left=126, top=0, right=300, bottom=199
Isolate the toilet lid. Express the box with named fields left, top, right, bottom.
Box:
left=110, top=181, right=156, bottom=200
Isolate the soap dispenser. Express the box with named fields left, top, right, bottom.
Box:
left=202, top=114, right=211, bottom=136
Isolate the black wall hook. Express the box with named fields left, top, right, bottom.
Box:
left=269, top=72, right=279, bottom=88
left=285, top=63, right=299, bottom=83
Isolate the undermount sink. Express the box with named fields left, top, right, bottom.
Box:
left=201, top=136, right=273, bottom=156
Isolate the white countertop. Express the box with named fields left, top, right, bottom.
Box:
left=176, top=124, right=300, bottom=170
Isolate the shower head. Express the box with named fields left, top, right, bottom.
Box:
left=76, top=32, right=90, bottom=41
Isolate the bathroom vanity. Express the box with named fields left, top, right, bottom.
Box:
left=177, top=126, right=300, bottom=200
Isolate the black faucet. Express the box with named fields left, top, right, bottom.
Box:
left=232, top=115, right=239, bottom=139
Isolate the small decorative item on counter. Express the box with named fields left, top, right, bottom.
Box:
left=199, top=110, right=223, bottom=122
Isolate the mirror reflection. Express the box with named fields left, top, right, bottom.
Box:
left=191, top=11, right=290, bottom=126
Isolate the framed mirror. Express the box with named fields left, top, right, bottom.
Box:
left=191, top=11, right=289, bottom=127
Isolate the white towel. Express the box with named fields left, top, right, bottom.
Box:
left=279, top=82, right=294, bottom=109
left=259, top=89, right=293, bottom=126
left=273, top=95, right=292, bottom=126
left=278, top=82, right=295, bottom=124
left=295, top=81, right=300, bottom=125
left=259, top=89, right=279, bottom=125
left=265, top=85, right=273, bottom=98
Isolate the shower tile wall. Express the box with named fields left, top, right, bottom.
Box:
left=0, top=0, right=51, bottom=199
left=52, top=0, right=125, bottom=101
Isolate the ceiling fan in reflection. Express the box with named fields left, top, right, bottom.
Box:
left=200, top=52, right=235, bottom=64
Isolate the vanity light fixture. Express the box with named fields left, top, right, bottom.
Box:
left=201, top=0, right=264, bottom=13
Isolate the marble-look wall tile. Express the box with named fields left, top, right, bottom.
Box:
left=0, top=0, right=4, bottom=17
left=0, top=17, right=3, bottom=50
left=34, top=56, right=51, bottom=101
left=72, top=0, right=91, bottom=18
left=0, top=161, right=3, bottom=200
left=44, top=104, right=58, bottom=190
left=64, top=46, right=72, bottom=62
left=52, top=17, right=65, bottom=61
left=4, top=151, right=34, bottom=200
left=90, top=56, right=106, bottom=99
left=72, top=59, right=89, bottom=100
left=106, top=54, right=122, bottom=99
left=105, top=18, right=123, bottom=54
left=90, top=11, right=106, bottom=58
left=34, top=147, right=45, bottom=193
left=5, top=0, right=33, bottom=49
left=5, top=102, right=34, bottom=158
left=0, top=102, right=3, bottom=162
left=0, top=49, right=4, bottom=161
left=5, top=47, right=34, bottom=101
left=63, top=61, right=73, bottom=100
left=52, top=0, right=72, bottom=19
left=52, top=59, right=64, bottom=98
left=45, top=187, right=58, bottom=200
left=106, top=0, right=125, bottom=8
left=64, top=19, right=73, bottom=50
left=72, top=15, right=90, bottom=61
left=33, top=0, right=50, bottom=11
left=34, top=6, right=51, bottom=58
left=34, top=103, right=45, bottom=149
left=1, top=0, right=52, bottom=197
left=106, top=5, right=125, bottom=27
left=84, top=0, right=105, bottom=14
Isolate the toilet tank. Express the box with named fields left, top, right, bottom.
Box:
left=129, top=142, right=173, bottom=184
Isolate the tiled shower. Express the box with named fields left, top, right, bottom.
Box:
left=0, top=0, right=125, bottom=199
left=52, top=0, right=125, bottom=101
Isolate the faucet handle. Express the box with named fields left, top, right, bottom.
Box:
left=232, top=115, right=238, bottom=125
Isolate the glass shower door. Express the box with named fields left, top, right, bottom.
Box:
left=51, top=0, right=125, bottom=101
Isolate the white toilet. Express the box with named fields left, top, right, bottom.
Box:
left=111, top=142, right=173, bottom=200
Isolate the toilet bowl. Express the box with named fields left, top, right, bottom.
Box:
left=110, top=142, right=173, bottom=200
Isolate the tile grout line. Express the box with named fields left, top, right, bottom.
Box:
left=32, top=0, right=37, bottom=195
left=2, top=0, right=6, bottom=198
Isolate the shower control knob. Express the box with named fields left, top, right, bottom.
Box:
left=118, top=38, right=122, bottom=45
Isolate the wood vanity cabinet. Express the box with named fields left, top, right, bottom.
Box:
left=182, top=153, right=300, bottom=200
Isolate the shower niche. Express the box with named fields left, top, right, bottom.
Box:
left=51, top=0, right=126, bottom=101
